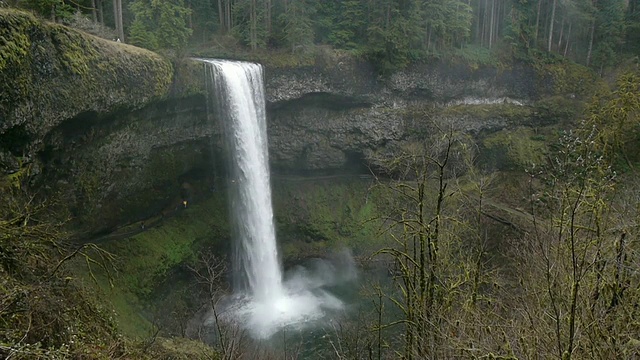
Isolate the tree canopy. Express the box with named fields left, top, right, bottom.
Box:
left=9, top=0, right=640, bottom=72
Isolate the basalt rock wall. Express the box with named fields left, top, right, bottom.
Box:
left=0, top=9, right=589, bottom=234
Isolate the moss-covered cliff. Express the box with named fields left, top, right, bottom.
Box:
left=0, top=9, right=172, bottom=144
left=0, top=10, right=214, bottom=235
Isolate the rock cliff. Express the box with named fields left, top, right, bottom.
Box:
left=0, top=9, right=589, bottom=234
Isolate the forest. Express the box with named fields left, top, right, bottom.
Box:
left=1, top=0, right=640, bottom=358
left=4, top=0, right=640, bottom=73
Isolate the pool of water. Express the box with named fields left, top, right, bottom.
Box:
left=196, top=252, right=401, bottom=358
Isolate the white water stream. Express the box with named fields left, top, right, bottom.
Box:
left=202, top=59, right=345, bottom=339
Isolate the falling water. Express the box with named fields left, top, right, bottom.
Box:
left=201, top=59, right=347, bottom=340
left=203, top=59, right=284, bottom=301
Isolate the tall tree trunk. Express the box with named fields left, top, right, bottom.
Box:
left=480, top=0, right=485, bottom=46
left=386, top=2, right=391, bottom=29
left=112, top=0, right=118, bottom=37
left=91, top=0, right=97, bottom=22
left=482, top=0, right=489, bottom=46
left=489, top=0, right=495, bottom=48
left=225, top=0, right=231, bottom=32
left=563, top=21, right=572, bottom=57
left=475, top=0, right=482, bottom=45
left=250, top=0, right=257, bottom=50
left=229, top=0, right=233, bottom=30
left=218, top=0, right=224, bottom=32
left=557, top=16, right=564, bottom=49
left=534, top=0, right=542, bottom=46
left=586, top=17, right=595, bottom=66
left=548, top=0, right=557, bottom=52
left=264, top=0, right=271, bottom=35
left=97, top=0, right=104, bottom=25
left=112, top=0, right=124, bottom=42
left=494, top=0, right=500, bottom=45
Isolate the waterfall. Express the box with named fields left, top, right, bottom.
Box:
left=200, top=59, right=348, bottom=340
left=203, top=59, right=284, bottom=302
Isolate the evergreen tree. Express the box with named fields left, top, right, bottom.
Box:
left=129, top=0, right=192, bottom=50
left=627, top=0, right=640, bottom=55
left=422, top=0, right=473, bottom=52
left=279, top=0, right=314, bottom=53
left=591, top=0, right=625, bottom=70
left=232, top=0, right=267, bottom=50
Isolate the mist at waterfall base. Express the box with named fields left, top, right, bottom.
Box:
left=216, top=250, right=358, bottom=340
left=200, top=59, right=358, bottom=340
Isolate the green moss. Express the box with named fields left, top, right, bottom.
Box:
left=532, top=95, right=584, bottom=124
left=143, top=146, right=188, bottom=184
left=0, top=9, right=173, bottom=136
left=0, top=10, right=33, bottom=72
left=482, top=127, right=549, bottom=170
left=0, top=10, right=34, bottom=110
left=440, top=103, right=534, bottom=121
left=535, top=60, right=598, bottom=97
left=451, top=44, right=500, bottom=69
left=70, top=194, right=229, bottom=338
left=76, top=269, right=153, bottom=339
left=103, top=194, right=229, bottom=299
left=148, top=337, right=219, bottom=359
left=50, top=26, right=98, bottom=76
left=171, top=58, right=206, bottom=97
left=272, top=177, right=385, bottom=258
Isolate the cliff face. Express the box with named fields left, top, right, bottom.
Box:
left=0, top=10, right=588, bottom=234
left=0, top=10, right=210, bottom=233
left=264, top=58, right=573, bottom=173
left=0, top=10, right=172, bottom=161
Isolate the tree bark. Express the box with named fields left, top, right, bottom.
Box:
left=218, top=0, right=224, bottom=32
left=548, top=0, right=557, bottom=52
left=97, top=0, right=104, bottom=25
left=265, top=0, right=271, bottom=35
left=475, top=0, right=482, bottom=45
left=586, top=16, right=595, bottom=66
left=563, top=22, right=572, bottom=57
left=227, top=0, right=233, bottom=31
left=112, top=0, right=118, bottom=37
left=113, top=0, right=125, bottom=42
left=250, top=0, right=257, bottom=50
left=489, top=0, right=495, bottom=48
left=534, top=0, right=542, bottom=46
left=557, top=16, right=564, bottom=49
left=91, top=0, right=97, bottom=23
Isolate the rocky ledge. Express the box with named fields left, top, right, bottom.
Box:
left=0, top=10, right=591, bottom=234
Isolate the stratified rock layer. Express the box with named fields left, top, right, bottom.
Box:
left=0, top=9, right=590, bottom=234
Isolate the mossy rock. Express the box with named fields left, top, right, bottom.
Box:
left=76, top=193, right=229, bottom=338
left=0, top=9, right=173, bottom=143
left=171, top=58, right=206, bottom=97
left=439, top=103, right=534, bottom=121
left=272, top=177, right=385, bottom=259
left=101, top=193, right=230, bottom=299
left=481, top=127, right=549, bottom=170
